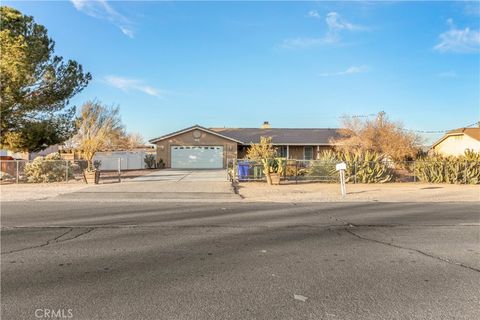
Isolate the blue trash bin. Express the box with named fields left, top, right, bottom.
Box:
left=237, top=161, right=250, bottom=181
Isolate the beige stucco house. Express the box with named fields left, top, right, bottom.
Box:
left=431, top=127, right=480, bottom=156
left=149, top=123, right=341, bottom=169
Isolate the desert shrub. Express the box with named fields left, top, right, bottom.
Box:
left=284, top=150, right=394, bottom=183
left=24, top=153, right=73, bottom=183
left=144, top=154, right=156, bottom=169
left=265, top=158, right=286, bottom=175
left=93, top=160, right=102, bottom=170
left=305, top=150, right=338, bottom=181
left=285, top=160, right=302, bottom=177
left=414, top=150, right=480, bottom=184
left=157, top=158, right=165, bottom=169
left=341, top=151, right=395, bottom=183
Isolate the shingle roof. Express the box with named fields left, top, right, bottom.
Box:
left=431, top=127, right=480, bottom=148
left=209, top=128, right=342, bottom=145
left=446, top=127, right=480, bottom=141
left=149, top=125, right=244, bottom=144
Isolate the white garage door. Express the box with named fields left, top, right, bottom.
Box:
left=171, top=146, right=224, bottom=169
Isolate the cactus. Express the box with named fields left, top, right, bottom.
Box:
left=340, top=150, right=395, bottom=183
left=305, top=150, right=394, bottom=183
left=414, top=150, right=480, bottom=184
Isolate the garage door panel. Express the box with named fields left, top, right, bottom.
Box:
left=171, top=146, right=223, bottom=169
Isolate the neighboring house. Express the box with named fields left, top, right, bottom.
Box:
left=0, top=145, right=60, bottom=160
left=149, top=122, right=341, bottom=169
left=0, top=149, right=29, bottom=160
left=431, top=127, right=480, bottom=156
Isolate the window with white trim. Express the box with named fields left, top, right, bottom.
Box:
left=304, top=146, right=313, bottom=160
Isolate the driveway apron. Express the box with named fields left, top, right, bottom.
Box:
left=55, top=169, right=239, bottom=201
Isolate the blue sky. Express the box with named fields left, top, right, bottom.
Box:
left=5, top=1, right=480, bottom=143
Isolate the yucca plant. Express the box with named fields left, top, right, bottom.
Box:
left=306, top=150, right=338, bottom=181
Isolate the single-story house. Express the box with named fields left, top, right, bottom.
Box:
left=0, top=145, right=60, bottom=160
left=430, top=127, right=480, bottom=156
left=149, top=122, right=342, bottom=169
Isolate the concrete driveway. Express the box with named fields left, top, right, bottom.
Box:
left=130, top=169, right=228, bottom=182
left=54, top=169, right=239, bottom=201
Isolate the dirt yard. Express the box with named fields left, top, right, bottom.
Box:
left=236, top=182, right=480, bottom=202
left=0, top=169, right=161, bottom=201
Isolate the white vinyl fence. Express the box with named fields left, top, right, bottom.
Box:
left=93, top=151, right=153, bottom=170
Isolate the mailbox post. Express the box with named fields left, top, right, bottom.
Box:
left=336, top=162, right=347, bottom=198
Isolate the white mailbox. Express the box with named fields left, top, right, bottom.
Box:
left=336, top=162, right=347, bottom=171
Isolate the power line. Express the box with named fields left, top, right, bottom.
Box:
left=339, top=113, right=478, bottom=134
left=338, top=114, right=376, bottom=119
left=403, top=122, right=479, bottom=134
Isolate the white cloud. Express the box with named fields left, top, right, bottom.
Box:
left=104, top=76, right=164, bottom=97
left=70, top=0, right=134, bottom=38
left=282, top=11, right=367, bottom=49
left=318, top=65, right=369, bottom=77
left=325, top=12, right=365, bottom=32
left=437, top=71, right=458, bottom=78
left=434, top=19, right=480, bottom=53
left=307, top=10, right=320, bottom=18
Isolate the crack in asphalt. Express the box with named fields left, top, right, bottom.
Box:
left=344, top=227, right=480, bottom=273
left=2, top=227, right=95, bottom=255
left=2, top=223, right=479, bottom=274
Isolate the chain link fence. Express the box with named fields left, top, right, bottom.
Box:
left=0, top=159, right=125, bottom=184
left=227, top=159, right=480, bottom=184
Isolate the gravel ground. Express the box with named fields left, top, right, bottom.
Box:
left=236, top=182, right=480, bottom=202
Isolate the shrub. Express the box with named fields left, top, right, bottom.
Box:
left=341, top=151, right=395, bottom=183
left=24, top=153, right=73, bottom=183
left=414, top=150, right=480, bottom=184
left=144, top=154, right=156, bottom=169
left=305, top=151, right=338, bottom=181
left=157, top=159, right=165, bottom=169
left=93, top=160, right=102, bottom=170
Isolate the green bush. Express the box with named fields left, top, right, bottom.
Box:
left=144, top=154, right=156, bottom=169
left=415, top=150, right=480, bottom=184
left=24, top=153, right=72, bottom=183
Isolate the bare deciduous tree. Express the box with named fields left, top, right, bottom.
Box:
left=332, top=112, right=422, bottom=161
left=72, top=101, right=123, bottom=170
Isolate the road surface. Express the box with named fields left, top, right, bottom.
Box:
left=1, top=201, right=479, bottom=319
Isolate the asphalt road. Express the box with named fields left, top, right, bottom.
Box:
left=1, top=201, right=479, bottom=320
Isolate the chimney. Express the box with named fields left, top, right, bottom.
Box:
left=261, top=121, right=270, bottom=129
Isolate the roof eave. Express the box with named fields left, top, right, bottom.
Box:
left=149, top=125, right=244, bottom=144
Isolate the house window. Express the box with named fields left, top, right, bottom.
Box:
left=277, top=146, right=288, bottom=158
left=304, top=146, right=313, bottom=160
